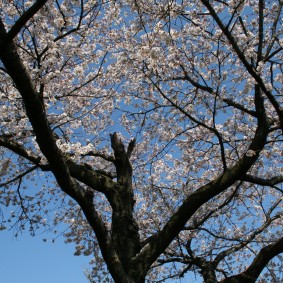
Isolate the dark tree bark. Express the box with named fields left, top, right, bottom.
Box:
left=110, top=133, right=143, bottom=280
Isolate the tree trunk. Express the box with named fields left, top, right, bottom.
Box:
left=110, top=133, right=143, bottom=276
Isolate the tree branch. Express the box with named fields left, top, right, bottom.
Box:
left=0, top=18, right=129, bottom=283
left=221, top=237, right=283, bottom=283
left=257, top=0, right=264, bottom=63
left=0, top=17, right=80, bottom=200
left=223, top=98, right=257, bottom=117
left=7, top=0, right=49, bottom=41
left=66, top=159, right=118, bottom=202
left=0, top=136, right=42, bottom=166
left=0, top=165, right=38, bottom=187
left=243, top=174, right=283, bottom=187
left=82, top=151, right=115, bottom=162
left=214, top=213, right=282, bottom=266
left=131, top=79, right=270, bottom=272
left=200, top=0, right=283, bottom=132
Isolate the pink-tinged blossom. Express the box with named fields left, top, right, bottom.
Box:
left=0, top=1, right=283, bottom=282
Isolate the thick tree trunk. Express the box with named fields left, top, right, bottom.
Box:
left=110, top=133, right=143, bottom=276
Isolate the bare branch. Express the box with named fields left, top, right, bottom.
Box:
left=82, top=151, right=115, bottom=162
left=243, top=174, right=283, bottom=187
left=223, top=98, right=257, bottom=117
left=0, top=136, right=42, bottom=165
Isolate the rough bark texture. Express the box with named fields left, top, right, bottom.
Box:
left=110, top=133, right=143, bottom=281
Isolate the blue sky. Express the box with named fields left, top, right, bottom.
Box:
left=1, top=229, right=91, bottom=283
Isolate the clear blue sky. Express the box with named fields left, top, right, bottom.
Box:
left=1, top=229, right=91, bottom=283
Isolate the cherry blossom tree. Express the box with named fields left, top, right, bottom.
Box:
left=0, top=1, right=283, bottom=282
